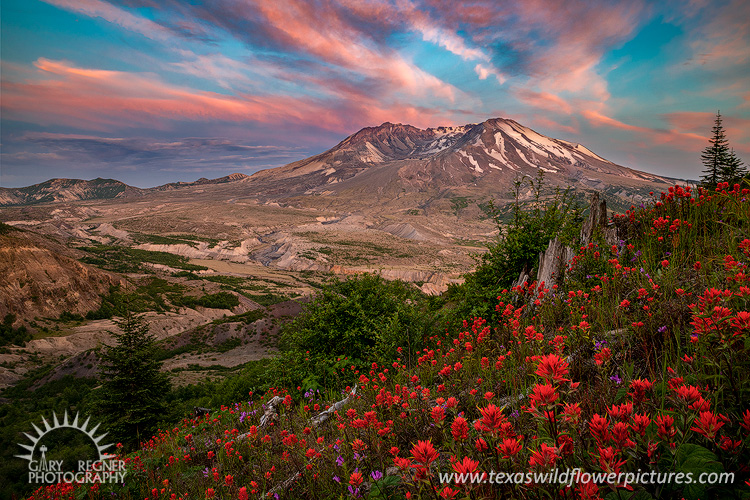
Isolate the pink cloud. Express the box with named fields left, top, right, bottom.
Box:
left=1, top=58, right=455, bottom=135
left=232, top=0, right=463, bottom=102
left=684, top=0, right=750, bottom=68
left=582, top=110, right=648, bottom=133
left=516, top=89, right=573, bottom=115
left=531, top=115, right=579, bottom=136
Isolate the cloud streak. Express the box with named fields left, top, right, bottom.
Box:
left=1, top=0, right=748, bottom=186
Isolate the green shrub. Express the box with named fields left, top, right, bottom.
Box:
left=0, top=314, right=31, bottom=347
left=274, top=274, right=436, bottom=389
left=443, top=172, right=583, bottom=325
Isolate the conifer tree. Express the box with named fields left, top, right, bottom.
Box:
left=94, top=311, right=170, bottom=449
left=721, top=148, right=747, bottom=185
left=700, top=111, right=730, bottom=188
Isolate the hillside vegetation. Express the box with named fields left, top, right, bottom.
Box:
left=27, top=182, right=750, bottom=500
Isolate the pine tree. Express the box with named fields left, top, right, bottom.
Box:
left=720, top=148, right=747, bottom=185
left=93, top=311, right=170, bottom=449
left=700, top=111, right=730, bottom=188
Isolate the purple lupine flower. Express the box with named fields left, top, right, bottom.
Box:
left=610, top=374, right=622, bottom=385
left=371, top=470, right=383, bottom=480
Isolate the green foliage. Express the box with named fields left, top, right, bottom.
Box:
left=91, top=312, right=171, bottom=449
left=167, top=359, right=272, bottom=410
left=0, top=313, right=31, bottom=347
left=700, top=111, right=747, bottom=188
left=0, top=222, right=20, bottom=235
left=172, top=291, right=240, bottom=310
left=132, top=233, right=220, bottom=248
left=79, top=244, right=208, bottom=273
left=444, top=172, right=583, bottom=324
left=449, top=196, right=470, bottom=216
left=86, top=281, right=239, bottom=320
left=274, top=274, right=435, bottom=389
left=0, top=374, right=97, bottom=498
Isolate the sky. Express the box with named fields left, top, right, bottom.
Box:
left=1, top=0, right=749, bottom=188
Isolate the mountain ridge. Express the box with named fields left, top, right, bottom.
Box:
left=1, top=117, right=672, bottom=207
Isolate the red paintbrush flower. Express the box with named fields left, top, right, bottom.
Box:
left=528, top=443, right=558, bottom=469
left=349, top=471, right=364, bottom=487
left=528, top=383, right=559, bottom=409
left=475, top=404, right=507, bottom=434
left=451, top=416, right=468, bottom=441
left=496, top=437, right=522, bottom=459
left=411, top=440, right=439, bottom=466
left=535, top=354, right=570, bottom=384
left=452, top=456, right=481, bottom=484
left=690, top=411, right=725, bottom=440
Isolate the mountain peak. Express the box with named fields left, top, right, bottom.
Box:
left=247, top=116, right=668, bottom=199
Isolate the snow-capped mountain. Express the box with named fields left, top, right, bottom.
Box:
left=247, top=117, right=669, bottom=203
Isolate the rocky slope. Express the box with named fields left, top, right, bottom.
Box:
left=0, top=224, right=126, bottom=322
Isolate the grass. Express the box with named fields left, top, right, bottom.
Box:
left=79, top=244, right=209, bottom=273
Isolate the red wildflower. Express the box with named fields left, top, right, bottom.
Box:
left=431, top=406, right=446, bottom=423
left=576, top=476, right=600, bottom=500
left=690, top=411, right=725, bottom=440
left=528, top=383, right=559, bottom=409
left=598, top=446, right=626, bottom=475
left=594, top=348, right=612, bottom=366
left=451, top=416, right=469, bottom=441
left=740, top=409, right=750, bottom=432
left=631, top=414, right=651, bottom=437
left=238, top=487, right=248, bottom=500
left=655, top=415, right=676, bottom=441
left=475, top=404, right=507, bottom=434
left=349, top=471, right=364, bottom=487
left=452, top=456, right=481, bottom=484
left=205, top=489, right=215, bottom=499
left=628, top=378, right=653, bottom=402
left=440, top=487, right=459, bottom=499
left=475, top=438, right=489, bottom=452
left=608, top=402, right=633, bottom=421
left=497, top=437, right=523, bottom=459
left=351, top=439, right=367, bottom=452
left=394, top=456, right=412, bottom=470
left=562, top=402, right=582, bottom=424
left=674, top=384, right=701, bottom=404
left=411, top=440, right=439, bottom=465
left=732, top=311, right=750, bottom=331
left=528, top=443, right=558, bottom=469
left=225, top=474, right=233, bottom=486
left=535, top=354, right=570, bottom=384
left=589, top=414, right=610, bottom=444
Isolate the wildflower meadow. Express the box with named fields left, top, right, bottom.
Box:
left=29, top=183, right=750, bottom=500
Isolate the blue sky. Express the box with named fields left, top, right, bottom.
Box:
left=1, top=0, right=748, bottom=188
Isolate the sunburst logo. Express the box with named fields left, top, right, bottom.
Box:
left=16, top=411, right=127, bottom=485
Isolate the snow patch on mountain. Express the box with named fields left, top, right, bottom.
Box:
left=459, top=151, right=483, bottom=173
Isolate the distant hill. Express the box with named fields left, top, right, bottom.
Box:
left=0, top=173, right=250, bottom=207
left=0, top=178, right=139, bottom=207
